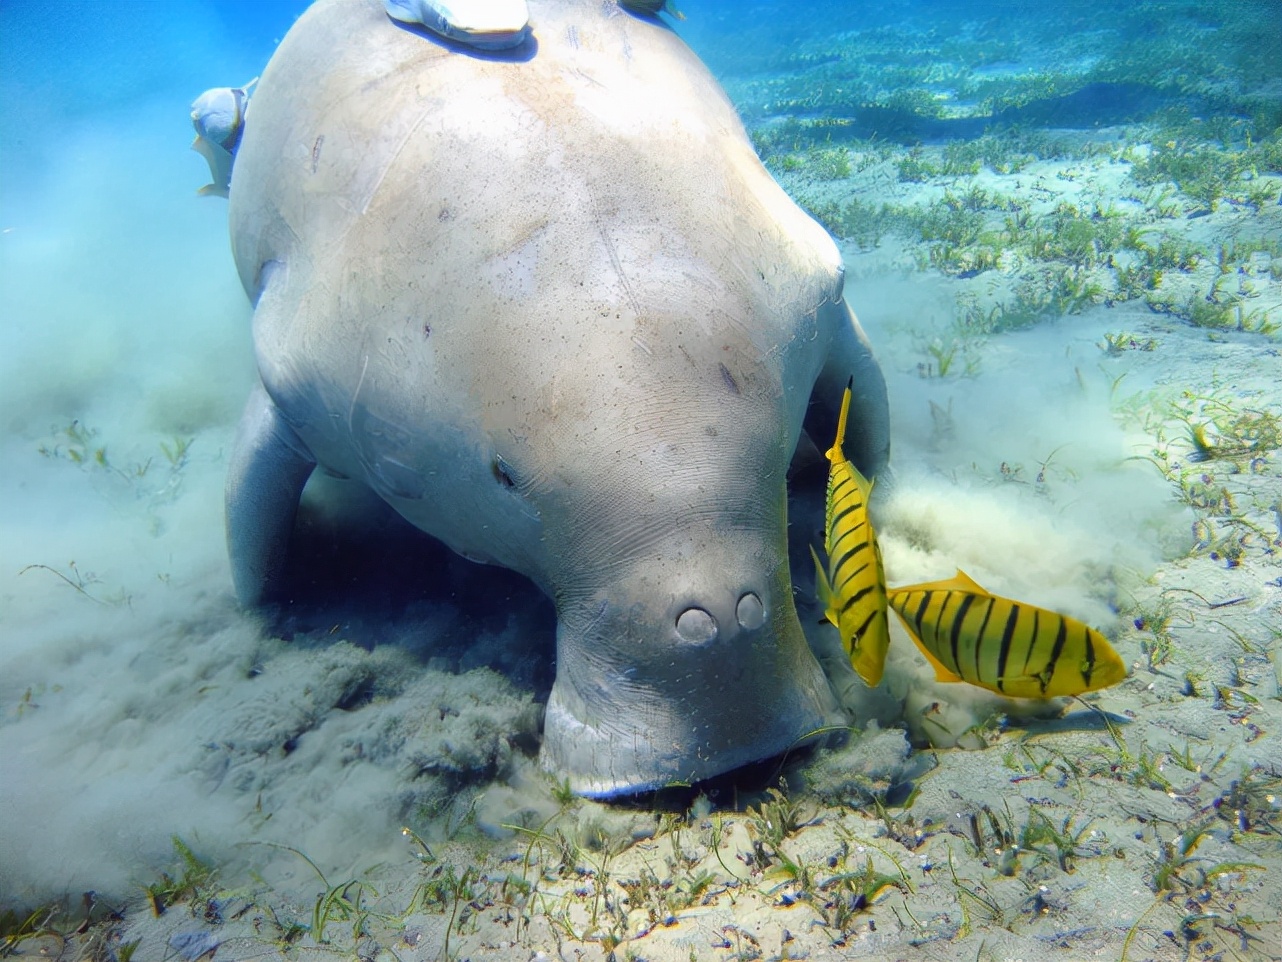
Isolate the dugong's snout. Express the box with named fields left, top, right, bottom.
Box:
left=540, top=552, right=842, bottom=798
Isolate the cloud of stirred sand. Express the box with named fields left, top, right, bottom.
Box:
left=0, top=11, right=1179, bottom=910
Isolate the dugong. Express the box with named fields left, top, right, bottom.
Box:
left=224, top=0, right=889, bottom=797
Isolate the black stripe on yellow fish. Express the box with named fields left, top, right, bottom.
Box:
left=810, top=377, right=891, bottom=688
left=886, top=569, right=1126, bottom=699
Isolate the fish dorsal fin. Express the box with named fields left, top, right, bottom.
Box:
left=950, top=569, right=989, bottom=594
left=826, top=377, right=853, bottom=465
left=889, top=568, right=991, bottom=596
left=853, top=462, right=875, bottom=500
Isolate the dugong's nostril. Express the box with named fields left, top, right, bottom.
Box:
left=675, top=607, right=717, bottom=643
left=736, top=592, right=765, bottom=629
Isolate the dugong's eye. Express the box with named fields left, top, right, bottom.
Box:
left=492, top=454, right=518, bottom=488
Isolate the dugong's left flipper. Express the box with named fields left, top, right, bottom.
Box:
left=226, top=383, right=316, bottom=605
left=812, top=297, right=890, bottom=481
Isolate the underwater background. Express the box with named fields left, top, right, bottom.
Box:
left=2, top=1, right=1280, bottom=959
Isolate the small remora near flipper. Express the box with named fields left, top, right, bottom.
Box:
left=190, top=79, right=256, bottom=198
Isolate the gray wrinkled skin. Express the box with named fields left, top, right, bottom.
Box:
left=225, top=0, right=889, bottom=798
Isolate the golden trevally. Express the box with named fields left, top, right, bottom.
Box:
left=887, top=570, right=1127, bottom=699
left=811, top=378, right=891, bottom=687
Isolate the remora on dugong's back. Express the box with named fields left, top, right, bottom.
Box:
left=224, top=0, right=889, bottom=797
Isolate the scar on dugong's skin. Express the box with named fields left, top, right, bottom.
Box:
left=221, top=0, right=890, bottom=798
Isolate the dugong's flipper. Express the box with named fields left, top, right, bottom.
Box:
left=812, top=297, right=891, bottom=482
left=618, top=0, right=681, bottom=18
left=226, top=383, right=316, bottom=605
left=384, top=0, right=531, bottom=49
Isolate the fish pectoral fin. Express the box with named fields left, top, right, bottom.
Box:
left=904, top=631, right=963, bottom=683
left=850, top=462, right=875, bottom=501
left=917, top=644, right=965, bottom=684
left=810, top=545, right=838, bottom=626
left=850, top=639, right=888, bottom=688
left=889, top=607, right=965, bottom=683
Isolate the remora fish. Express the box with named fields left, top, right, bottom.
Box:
left=887, top=570, right=1127, bottom=698
left=190, top=79, right=256, bottom=198
left=810, top=377, right=891, bottom=686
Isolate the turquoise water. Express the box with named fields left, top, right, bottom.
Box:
left=1, top=4, right=1279, bottom=951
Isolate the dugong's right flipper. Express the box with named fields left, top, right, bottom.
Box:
left=225, top=383, right=316, bottom=606
left=811, top=297, right=890, bottom=482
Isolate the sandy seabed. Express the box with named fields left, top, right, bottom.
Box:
left=2, top=2, right=1281, bottom=960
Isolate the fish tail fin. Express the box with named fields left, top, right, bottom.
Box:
left=826, top=376, right=853, bottom=464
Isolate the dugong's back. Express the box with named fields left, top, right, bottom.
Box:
left=229, top=0, right=842, bottom=521
left=232, top=0, right=829, bottom=293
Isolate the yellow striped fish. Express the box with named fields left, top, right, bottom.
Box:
left=810, top=377, right=891, bottom=687
left=886, top=570, right=1127, bottom=699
